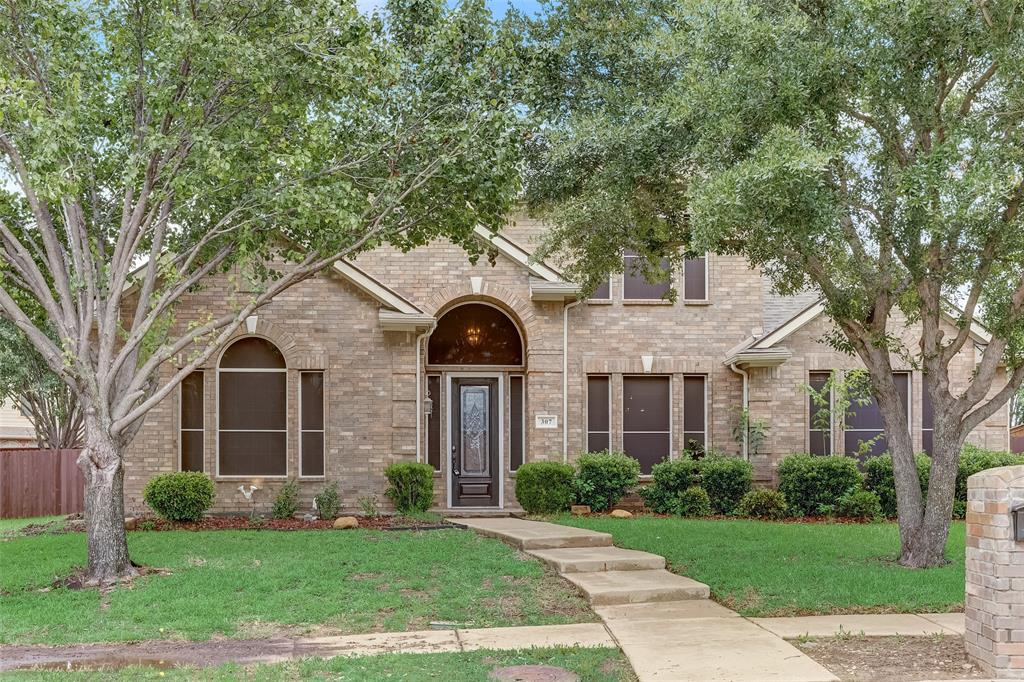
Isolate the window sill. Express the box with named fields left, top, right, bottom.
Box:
left=298, top=476, right=326, bottom=481
left=622, top=299, right=674, bottom=306
left=682, top=300, right=711, bottom=306
left=214, top=475, right=290, bottom=481
left=587, top=299, right=613, bottom=305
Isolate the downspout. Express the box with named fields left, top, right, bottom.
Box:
left=729, top=362, right=749, bottom=461
left=563, top=298, right=583, bottom=463
left=415, top=322, right=437, bottom=463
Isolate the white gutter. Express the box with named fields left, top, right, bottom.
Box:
left=728, top=362, right=749, bottom=461
left=414, top=322, right=437, bottom=463
left=562, top=299, right=583, bottom=463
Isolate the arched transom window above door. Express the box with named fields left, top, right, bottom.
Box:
left=427, top=303, right=524, bottom=366
left=218, top=336, right=287, bottom=476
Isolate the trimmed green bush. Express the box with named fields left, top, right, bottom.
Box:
left=863, top=453, right=930, bottom=517
left=143, top=472, right=215, bottom=522
left=737, top=489, right=788, bottom=520
left=777, top=454, right=863, bottom=516
left=675, top=486, right=712, bottom=517
left=271, top=479, right=300, bottom=519
left=639, top=458, right=701, bottom=513
left=314, top=483, right=341, bottom=520
left=698, top=455, right=753, bottom=514
left=834, top=488, right=882, bottom=521
left=515, top=461, right=575, bottom=514
left=384, top=462, right=435, bottom=514
left=573, top=450, right=640, bottom=512
left=956, top=445, right=1024, bottom=502
left=952, top=500, right=967, bottom=520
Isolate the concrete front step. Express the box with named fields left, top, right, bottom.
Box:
left=563, top=569, right=711, bottom=606
left=527, top=546, right=665, bottom=573
left=446, top=517, right=613, bottom=550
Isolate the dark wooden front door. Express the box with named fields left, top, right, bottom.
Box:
left=451, top=377, right=500, bottom=507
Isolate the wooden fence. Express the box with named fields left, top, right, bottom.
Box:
left=0, top=449, right=85, bottom=518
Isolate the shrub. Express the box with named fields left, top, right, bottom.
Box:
left=737, top=489, right=788, bottom=520
left=675, top=486, right=712, bottom=517
left=384, top=462, right=435, bottom=514
left=952, top=500, right=967, bottom=520
left=314, top=483, right=341, bottom=520
left=834, top=488, right=882, bottom=521
left=863, top=453, right=930, bottom=517
left=956, top=445, right=1024, bottom=502
left=271, top=479, right=300, bottom=519
left=515, top=461, right=575, bottom=514
left=143, top=472, right=215, bottom=522
left=573, top=450, right=640, bottom=512
left=698, top=455, right=753, bottom=514
left=777, top=454, right=863, bottom=516
left=639, top=458, right=701, bottom=513
left=357, top=494, right=380, bottom=518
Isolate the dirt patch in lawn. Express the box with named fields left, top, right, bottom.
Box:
left=794, top=635, right=988, bottom=681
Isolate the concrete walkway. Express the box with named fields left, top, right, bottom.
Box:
left=752, top=612, right=965, bottom=638
left=451, top=517, right=839, bottom=682
left=0, top=623, right=614, bottom=672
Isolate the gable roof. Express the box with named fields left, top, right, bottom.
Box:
left=473, top=225, right=566, bottom=283
left=749, top=299, right=993, bottom=350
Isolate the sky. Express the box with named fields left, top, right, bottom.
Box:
left=356, top=0, right=543, bottom=17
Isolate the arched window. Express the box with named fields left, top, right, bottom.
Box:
left=218, top=337, right=287, bottom=476
left=428, top=303, right=523, bottom=366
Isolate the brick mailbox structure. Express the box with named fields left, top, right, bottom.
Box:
left=966, top=464, right=1024, bottom=679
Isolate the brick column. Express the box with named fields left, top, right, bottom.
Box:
left=965, top=464, right=1024, bottom=679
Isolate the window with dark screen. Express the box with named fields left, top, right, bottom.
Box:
left=622, top=375, right=671, bottom=473
left=922, top=378, right=934, bottom=455
left=844, top=372, right=909, bottom=459
left=300, top=371, right=325, bottom=477
left=510, top=375, right=525, bottom=471
left=218, top=337, right=288, bottom=476
left=427, top=374, right=441, bottom=471
left=808, top=371, right=832, bottom=455
left=682, top=375, right=706, bottom=456
left=623, top=251, right=672, bottom=300
left=587, top=376, right=610, bottom=453
left=683, top=256, right=707, bottom=301
left=180, top=371, right=204, bottom=472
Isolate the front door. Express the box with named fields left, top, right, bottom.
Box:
left=451, top=377, right=500, bottom=507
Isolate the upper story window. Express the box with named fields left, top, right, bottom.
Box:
left=218, top=337, right=288, bottom=477
left=683, top=256, right=708, bottom=301
left=623, top=250, right=672, bottom=300
left=589, top=279, right=611, bottom=301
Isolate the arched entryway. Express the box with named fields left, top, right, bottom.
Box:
left=427, top=302, right=525, bottom=508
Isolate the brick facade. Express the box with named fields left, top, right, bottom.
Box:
left=122, top=217, right=1012, bottom=515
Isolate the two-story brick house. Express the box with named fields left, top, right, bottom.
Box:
left=123, top=216, right=1012, bottom=514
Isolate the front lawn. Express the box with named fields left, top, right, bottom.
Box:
left=0, top=528, right=593, bottom=645
left=556, top=516, right=965, bottom=617
left=4, top=647, right=636, bottom=682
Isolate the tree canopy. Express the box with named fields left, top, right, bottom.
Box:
left=519, top=0, right=1024, bottom=566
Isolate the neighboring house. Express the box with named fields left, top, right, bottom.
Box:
left=123, top=216, right=1012, bottom=514
left=0, top=401, right=36, bottom=448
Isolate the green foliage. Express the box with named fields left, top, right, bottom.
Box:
left=698, top=455, right=753, bottom=514
left=833, top=489, right=882, bottom=522
left=639, top=458, right=701, bottom=513
left=357, top=495, right=380, bottom=518
left=142, top=472, right=215, bottom=522
left=314, top=483, right=342, bottom=520
left=572, top=450, right=640, bottom=512
left=384, top=462, right=435, bottom=514
left=730, top=407, right=768, bottom=457
left=777, top=455, right=863, bottom=517
left=956, top=445, right=1024, bottom=502
left=737, top=489, right=788, bottom=520
left=515, top=462, right=575, bottom=515
left=952, top=500, right=967, bottom=520
left=863, top=453, right=931, bottom=518
left=271, top=480, right=301, bottom=519
left=675, top=486, right=712, bottom=518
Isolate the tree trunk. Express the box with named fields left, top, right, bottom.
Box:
left=77, top=420, right=137, bottom=585
left=897, top=421, right=961, bottom=567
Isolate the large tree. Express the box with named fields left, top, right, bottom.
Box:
left=0, top=0, right=524, bottom=583
left=519, top=0, right=1024, bottom=567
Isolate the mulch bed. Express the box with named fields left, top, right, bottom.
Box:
left=61, top=515, right=454, bottom=532
left=584, top=511, right=878, bottom=524
left=794, top=635, right=987, bottom=681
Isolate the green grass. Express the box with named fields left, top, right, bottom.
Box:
left=3, top=647, right=636, bottom=681
left=0, top=528, right=593, bottom=645
left=0, top=515, right=64, bottom=535
left=555, top=516, right=965, bottom=617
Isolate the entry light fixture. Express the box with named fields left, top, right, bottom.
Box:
left=1014, top=505, right=1024, bottom=543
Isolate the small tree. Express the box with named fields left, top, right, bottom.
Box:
left=520, top=0, right=1024, bottom=566
left=0, top=319, right=83, bottom=449
left=0, top=0, right=524, bottom=583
